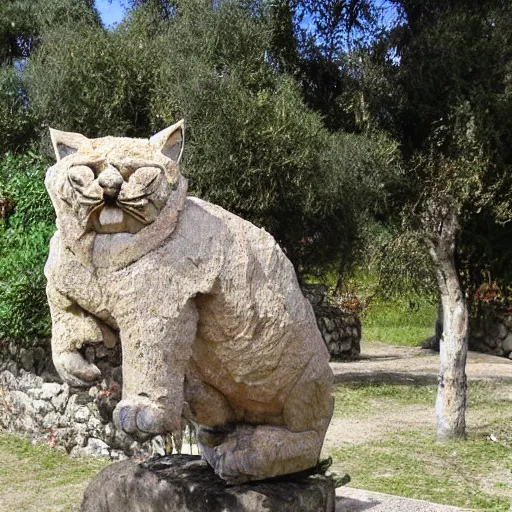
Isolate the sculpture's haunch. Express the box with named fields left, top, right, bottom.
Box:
left=44, top=121, right=334, bottom=484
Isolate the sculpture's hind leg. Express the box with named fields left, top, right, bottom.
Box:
left=199, top=354, right=334, bottom=484
left=200, top=424, right=323, bottom=484
left=184, top=361, right=236, bottom=427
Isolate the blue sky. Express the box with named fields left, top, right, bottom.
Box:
left=96, top=0, right=126, bottom=27
left=95, top=1, right=399, bottom=31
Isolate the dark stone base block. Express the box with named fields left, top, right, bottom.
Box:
left=81, top=454, right=336, bottom=512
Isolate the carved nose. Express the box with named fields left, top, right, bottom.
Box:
left=98, top=168, right=124, bottom=198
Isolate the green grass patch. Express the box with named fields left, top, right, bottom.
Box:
left=362, top=297, right=437, bottom=346
left=0, top=434, right=108, bottom=511
left=304, top=268, right=437, bottom=347
left=331, top=430, right=512, bottom=511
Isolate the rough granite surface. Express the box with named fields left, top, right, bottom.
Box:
left=81, top=454, right=336, bottom=512
left=44, top=121, right=334, bottom=483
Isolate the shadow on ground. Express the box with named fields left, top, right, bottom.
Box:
left=331, top=342, right=512, bottom=386
left=336, top=495, right=380, bottom=511
left=333, top=371, right=437, bottom=385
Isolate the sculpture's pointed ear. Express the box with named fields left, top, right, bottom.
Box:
left=49, top=128, right=89, bottom=161
left=150, top=120, right=185, bottom=163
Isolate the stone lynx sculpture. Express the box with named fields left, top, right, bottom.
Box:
left=44, top=121, right=333, bottom=484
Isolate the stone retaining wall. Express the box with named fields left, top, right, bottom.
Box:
left=424, top=306, right=512, bottom=358
left=469, top=312, right=512, bottom=357
left=0, top=340, right=157, bottom=459
left=302, top=285, right=361, bottom=360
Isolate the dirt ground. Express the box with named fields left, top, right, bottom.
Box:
left=324, top=342, right=512, bottom=451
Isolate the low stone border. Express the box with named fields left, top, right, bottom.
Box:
left=470, top=312, right=512, bottom=357
left=425, top=308, right=512, bottom=358
left=302, top=285, right=361, bottom=360
left=0, top=340, right=156, bottom=459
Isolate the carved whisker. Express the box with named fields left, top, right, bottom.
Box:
left=119, top=191, right=152, bottom=202
left=121, top=176, right=160, bottom=201
left=143, top=175, right=158, bottom=189
left=79, top=198, right=103, bottom=207
left=86, top=202, right=105, bottom=218
left=118, top=198, right=148, bottom=208
left=118, top=204, right=151, bottom=225
left=80, top=192, right=103, bottom=201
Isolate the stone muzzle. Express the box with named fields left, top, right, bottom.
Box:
left=99, top=167, right=124, bottom=199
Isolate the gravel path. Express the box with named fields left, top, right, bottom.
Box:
left=336, top=487, right=472, bottom=512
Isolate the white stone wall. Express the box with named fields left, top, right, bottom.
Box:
left=0, top=343, right=155, bottom=458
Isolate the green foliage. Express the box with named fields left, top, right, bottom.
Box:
left=0, top=0, right=100, bottom=154
left=377, top=231, right=437, bottom=298
left=299, top=0, right=378, bottom=57
left=338, top=0, right=512, bottom=301
left=0, top=0, right=403, bottom=348
left=146, top=1, right=400, bottom=272
left=24, top=0, right=399, bottom=273
left=0, top=153, right=54, bottom=346
left=362, top=295, right=437, bottom=346
left=0, top=153, right=54, bottom=226
left=0, top=0, right=100, bottom=64
left=25, top=22, right=156, bottom=138
left=32, top=0, right=100, bottom=31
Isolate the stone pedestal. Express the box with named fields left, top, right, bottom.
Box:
left=81, top=454, right=336, bottom=512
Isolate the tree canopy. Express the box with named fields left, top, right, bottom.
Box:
left=346, top=0, right=512, bottom=438
left=15, top=0, right=399, bottom=275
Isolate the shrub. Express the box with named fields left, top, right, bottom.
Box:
left=23, top=0, right=401, bottom=278
left=0, top=153, right=55, bottom=347
left=148, top=1, right=400, bottom=274
left=25, top=22, right=157, bottom=139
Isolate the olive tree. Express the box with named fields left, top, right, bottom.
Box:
left=357, top=0, right=512, bottom=439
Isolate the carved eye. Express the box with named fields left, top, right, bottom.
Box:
left=129, top=167, right=161, bottom=185
left=68, top=165, right=95, bottom=188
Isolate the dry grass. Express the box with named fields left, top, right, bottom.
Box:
left=0, top=435, right=107, bottom=512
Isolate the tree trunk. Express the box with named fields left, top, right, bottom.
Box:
left=426, top=209, right=468, bottom=440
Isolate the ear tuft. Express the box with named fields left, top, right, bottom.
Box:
left=49, top=128, right=89, bottom=162
left=150, top=120, right=185, bottom=163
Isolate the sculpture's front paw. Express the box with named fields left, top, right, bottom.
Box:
left=214, top=446, right=253, bottom=485
left=54, top=351, right=101, bottom=387
left=113, top=397, right=182, bottom=443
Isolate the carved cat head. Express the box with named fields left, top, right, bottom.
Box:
left=46, top=121, right=185, bottom=235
